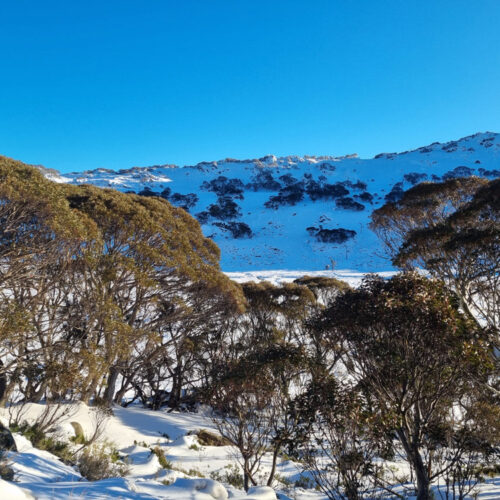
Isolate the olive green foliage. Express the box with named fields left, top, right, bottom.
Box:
left=150, top=446, right=172, bottom=469
left=0, top=156, right=243, bottom=407
left=210, top=464, right=244, bottom=489
left=9, top=421, right=73, bottom=463
left=371, top=176, right=499, bottom=339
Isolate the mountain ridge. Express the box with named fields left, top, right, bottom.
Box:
left=31, top=132, right=500, bottom=272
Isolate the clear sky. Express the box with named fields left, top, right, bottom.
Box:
left=1, top=1, right=499, bottom=173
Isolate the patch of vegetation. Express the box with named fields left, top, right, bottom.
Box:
left=478, top=167, right=500, bottom=178
left=294, top=475, right=316, bottom=489
left=442, top=165, right=475, bottom=180
left=335, top=196, right=365, bottom=211
left=197, top=196, right=242, bottom=223
left=10, top=422, right=73, bottom=463
left=306, top=226, right=356, bottom=244
left=265, top=182, right=305, bottom=208
left=195, top=429, right=232, bottom=447
left=150, top=446, right=172, bottom=469
left=213, top=221, right=253, bottom=239
left=246, top=170, right=281, bottom=191
left=77, top=442, right=129, bottom=481
left=384, top=182, right=405, bottom=202
left=210, top=464, right=244, bottom=489
left=404, top=172, right=428, bottom=185
left=201, top=176, right=245, bottom=199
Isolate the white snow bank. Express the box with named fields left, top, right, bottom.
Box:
left=245, top=486, right=277, bottom=499
left=0, top=479, right=35, bottom=500
left=163, top=477, right=228, bottom=499
left=226, top=269, right=395, bottom=288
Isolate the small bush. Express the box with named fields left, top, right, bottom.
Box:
left=150, top=446, right=172, bottom=469
left=294, top=475, right=316, bottom=489
left=335, top=196, right=365, bottom=211
left=210, top=464, right=243, bottom=489
left=176, top=466, right=205, bottom=478
left=196, top=429, right=232, bottom=447
left=10, top=422, right=72, bottom=463
left=213, top=221, right=252, bottom=239
left=77, top=442, right=129, bottom=481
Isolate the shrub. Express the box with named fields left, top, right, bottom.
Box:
left=265, top=183, right=305, bottom=208
left=307, top=226, right=356, bottom=244
left=442, top=166, right=475, bottom=180
left=150, top=446, right=172, bottom=469
left=196, top=429, right=232, bottom=447
left=384, top=182, right=404, bottom=203
left=207, top=196, right=242, bottom=220
left=210, top=464, right=244, bottom=489
left=213, top=221, right=252, bottom=239
left=201, top=176, right=245, bottom=198
left=404, top=172, right=428, bottom=185
left=10, top=422, right=72, bottom=463
left=246, top=170, right=281, bottom=191
left=335, top=196, right=365, bottom=211
left=77, top=442, right=129, bottom=481
left=169, top=193, right=199, bottom=211
left=306, top=181, right=349, bottom=201
left=358, top=191, right=374, bottom=203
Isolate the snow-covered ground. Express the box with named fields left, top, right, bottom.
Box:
left=226, top=269, right=396, bottom=287
left=37, top=132, right=500, bottom=272
left=1, top=403, right=296, bottom=499
left=1, top=403, right=499, bottom=499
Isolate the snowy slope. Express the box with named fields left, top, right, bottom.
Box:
left=41, top=132, right=500, bottom=272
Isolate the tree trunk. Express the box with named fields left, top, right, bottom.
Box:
left=408, top=445, right=431, bottom=500
left=267, top=446, right=279, bottom=486
left=114, top=384, right=129, bottom=405
left=103, top=366, right=120, bottom=405
left=168, top=368, right=183, bottom=409
left=243, top=458, right=250, bottom=492
left=0, top=379, right=17, bottom=407
left=0, top=360, right=6, bottom=404
left=397, top=429, right=431, bottom=500
left=81, top=376, right=100, bottom=405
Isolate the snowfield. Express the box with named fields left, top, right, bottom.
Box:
left=36, top=132, right=500, bottom=273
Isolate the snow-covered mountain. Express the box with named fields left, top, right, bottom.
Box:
left=41, top=132, right=500, bottom=272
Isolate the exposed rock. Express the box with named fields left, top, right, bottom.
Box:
left=0, top=424, right=16, bottom=452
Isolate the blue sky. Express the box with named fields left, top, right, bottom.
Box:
left=1, top=1, right=499, bottom=173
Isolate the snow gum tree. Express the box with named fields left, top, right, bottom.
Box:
left=371, top=177, right=499, bottom=396
left=61, top=184, right=243, bottom=405
left=0, top=156, right=95, bottom=405
left=205, top=281, right=316, bottom=490
left=0, top=157, right=243, bottom=407
left=314, top=273, right=495, bottom=500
